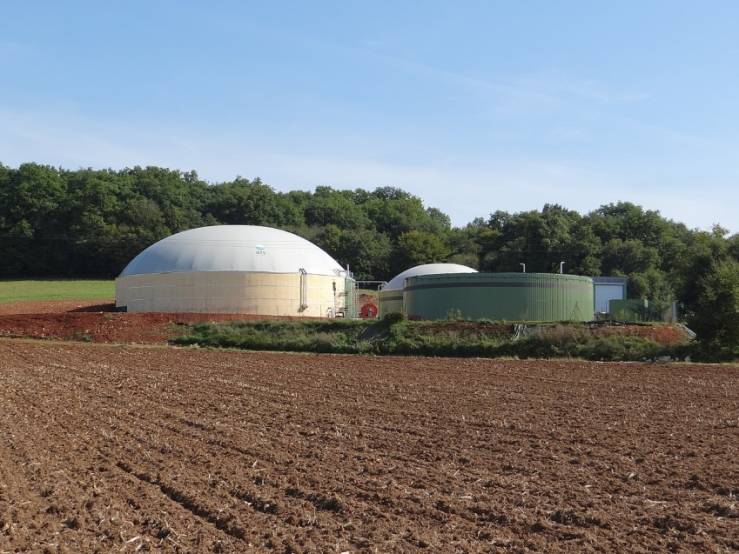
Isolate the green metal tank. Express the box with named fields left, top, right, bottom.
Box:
left=343, top=277, right=357, bottom=318
left=403, top=272, right=594, bottom=322
left=378, top=289, right=404, bottom=317
left=379, top=263, right=478, bottom=317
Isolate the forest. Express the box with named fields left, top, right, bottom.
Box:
left=1, top=163, right=737, bottom=352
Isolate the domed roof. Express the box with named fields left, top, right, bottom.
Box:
left=382, top=263, right=478, bottom=291
left=119, top=225, right=345, bottom=277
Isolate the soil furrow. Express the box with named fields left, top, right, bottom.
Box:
left=0, top=339, right=736, bottom=552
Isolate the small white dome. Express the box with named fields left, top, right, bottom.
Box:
left=382, top=263, right=478, bottom=291
left=120, top=225, right=345, bottom=277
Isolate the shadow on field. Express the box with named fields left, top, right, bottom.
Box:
left=69, top=303, right=117, bottom=313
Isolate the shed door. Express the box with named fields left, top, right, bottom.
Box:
left=595, top=284, right=624, bottom=314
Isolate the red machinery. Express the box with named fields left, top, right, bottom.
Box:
left=359, top=303, right=378, bottom=319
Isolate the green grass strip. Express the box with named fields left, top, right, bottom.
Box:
left=0, top=279, right=115, bottom=303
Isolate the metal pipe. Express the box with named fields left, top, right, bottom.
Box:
left=299, top=268, right=308, bottom=311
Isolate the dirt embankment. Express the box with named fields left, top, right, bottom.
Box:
left=0, top=311, right=262, bottom=343
left=418, top=321, right=691, bottom=346
left=0, top=341, right=736, bottom=552
left=588, top=322, right=690, bottom=345
left=0, top=300, right=301, bottom=343
left=0, top=300, right=692, bottom=346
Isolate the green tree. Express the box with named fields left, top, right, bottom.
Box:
left=686, top=259, right=739, bottom=356
left=336, top=229, right=392, bottom=281
left=203, top=178, right=302, bottom=227
left=364, top=187, right=442, bottom=237
left=478, top=205, right=596, bottom=274
left=393, top=230, right=450, bottom=274
left=0, top=163, right=69, bottom=274
left=304, top=187, right=370, bottom=229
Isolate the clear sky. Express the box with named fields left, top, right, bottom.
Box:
left=1, top=1, right=737, bottom=231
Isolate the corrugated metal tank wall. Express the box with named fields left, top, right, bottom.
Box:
left=116, top=271, right=347, bottom=317
left=378, top=289, right=403, bottom=317
left=403, top=273, right=594, bottom=322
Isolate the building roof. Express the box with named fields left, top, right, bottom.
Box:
left=119, top=225, right=345, bottom=277
left=592, top=276, right=628, bottom=285
left=382, top=263, right=478, bottom=292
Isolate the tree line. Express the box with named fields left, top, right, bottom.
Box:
left=1, top=163, right=737, bottom=353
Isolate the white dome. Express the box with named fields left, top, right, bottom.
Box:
left=382, top=263, right=478, bottom=291
left=120, top=225, right=345, bottom=277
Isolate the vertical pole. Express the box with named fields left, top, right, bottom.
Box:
left=299, top=268, right=308, bottom=312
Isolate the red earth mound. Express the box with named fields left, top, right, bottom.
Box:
left=0, top=311, right=297, bottom=344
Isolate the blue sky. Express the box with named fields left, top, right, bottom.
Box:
left=1, top=1, right=737, bottom=231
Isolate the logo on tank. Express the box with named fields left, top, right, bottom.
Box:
left=255, top=244, right=266, bottom=255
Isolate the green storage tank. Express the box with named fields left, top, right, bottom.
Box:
left=379, top=263, right=478, bottom=317
left=378, top=289, right=404, bottom=317
left=404, top=272, right=594, bottom=322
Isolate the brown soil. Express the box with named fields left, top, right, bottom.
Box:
left=0, top=300, right=314, bottom=343
left=0, top=300, right=115, bottom=315
left=0, top=312, right=263, bottom=343
left=0, top=340, right=736, bottom=552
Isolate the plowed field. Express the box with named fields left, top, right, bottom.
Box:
left=0, top=341, right=736, bottom=553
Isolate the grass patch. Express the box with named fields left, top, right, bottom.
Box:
left=177, top=319, right=374, bottom=354
left=0, top=279, right=114, bottom=304
left=173, top=316, right=698, bottom=361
